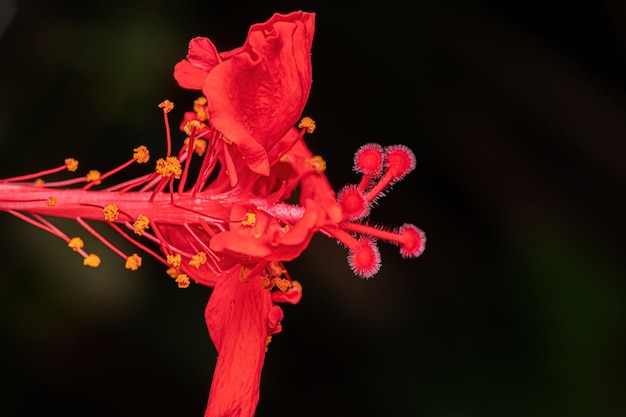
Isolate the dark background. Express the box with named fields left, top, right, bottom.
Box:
left=1, top=1, right=625, bottom=416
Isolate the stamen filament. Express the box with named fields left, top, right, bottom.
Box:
left=161, top=103, right=173, bottom=156
left=151, top=221, right=201, bottom=259
left=44, top=177, right=88, bottom=187
left=124, top=223, right=161, bottom=245
left=178, top=135, right=195, bottom=195
left=138, top=173, right=162, bottom=192
left=222, top=141, right=238, bottom=188
left=105, top=172, right=154, bottom=192
left=76, top=217, right=128, bottom=260
left=2, top=164, right=70, bottom=183
left=7, top=209, right=54, bottom=235
left=82, top=159, right=135, bottom=190
left=150, top=177, right=170, bottom=202
left=108, top=222, right=169, bottom=265
left=192, top=130, right=220, bottom=196
left=198, top=218, right=218, bottom=238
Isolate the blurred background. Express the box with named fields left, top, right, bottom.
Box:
left=1, top=0, right=625, bottom=416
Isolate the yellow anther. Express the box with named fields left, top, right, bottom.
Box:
left=298, top=116, right=316, bottom=133
left=158, top=99, right=174, bottom=113
left=166, top=267, right=179, bottom=278
left=189, top=252, right=207, bottom=268
left=47, top=196, right=57, bottom=207
left=183, top=120, right=207, bottom=135
left=292, top=280, right=303, bottom=293
left=83, top=254, right=101, bottom=267
left=261, top=275, right=275, bottom=290
left=274, top=277, right=292, bottom=292
left=133, top=214, right=150, bottom=236
left=167, top=253, right=182, bottom=268
left=194, top=139, right=207, bottom=156
left=265, top=335, right=273, bottom=352
left=306, top=155, right=326, bottom=174
left=35, top=178, right=45, bottom=186
left=125, top=253, right=142, bottom=271
left=103, top=204, right=119, bottom=222
left=239, top=266, right=250, bottom=283
left=175, top=274, right=190, bottom=288
left=194, top=96, right=209, bottom=121
left=268, top=261, right=285, bottom=277
left=65, top=158, right=79, bottom=172
left=155, top=157, right=182, bottom=179
left=86, top=170, right=101, bottom=184
left=68, top=237, right=84, bottom=251
left=183, top=137, right=208, bottom=157
left=133, top=145, right=150, bottom=163
left=241, top=212, right=257, bottom=227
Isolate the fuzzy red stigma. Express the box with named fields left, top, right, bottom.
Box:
left=347, top=238, right=381, bottom=279
left=353, top=143, right=384, bottom=177
left=384, top=145, right=416, bottom=180
left=323, top=142, right=425, bottom=278
left=337, top=184, right=370, bottom=220
left=398, top=223, right=426, bottom=258
left=364, top=144, right=417, bottom=202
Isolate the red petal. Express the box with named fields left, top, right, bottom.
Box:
left=209, top=199, right=322, bottom=262
left=210, top=232, right=273, bottom=259
left=204, top=266, right=273, bottom=417
left=186, top=36, right=221, bottom=72
left=202, top=12, right=315, bottom=175
left=173, top=60, right=208, bottom=90
left=271, top=285, right=302, bottom=304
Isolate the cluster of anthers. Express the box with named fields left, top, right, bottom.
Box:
left=0, top=97, right=425, bottom=288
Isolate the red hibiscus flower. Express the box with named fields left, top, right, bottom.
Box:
left=0, top=11, right=425, bottom=417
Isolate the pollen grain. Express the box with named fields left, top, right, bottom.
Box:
left=103, top=204, right=119, bottom=222
left=68, top=237, right=84, bottom=251
left=298, top=116, right=316, bottom=133
left=125, top=253, right=142, bottom=271
left=65, top=158, right=79, bottom=172
left=133, top=214, right=150, bottom=235
left=158, top=100, right=174, bottom=113
left=133, top=145, right=150, bottom=163
left=83, top=254, right=101, bottom=268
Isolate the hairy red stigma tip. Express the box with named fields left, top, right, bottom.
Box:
left=337, top=184, right=370, bottom=220
left=348, top=238, right=381, bottom=279
left=398, top=223, right=426, bottom=258
left=385, top=145, right=416, bottom=180
left=353, top=143, right=384, bottom=177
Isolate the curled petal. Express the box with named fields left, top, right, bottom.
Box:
left=173, top=37, right=222, bottom=90
left=267, top=305, right=284, bottom=333
left=173, top=60, right=208, bottom=90
left=271, top=282, right=303, bottom=304
left=186, top=37, right=221, bottom=72
left=202, top=11, right=315, bottom=175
